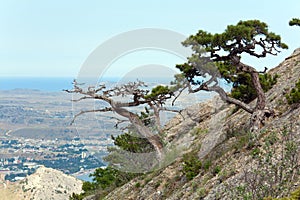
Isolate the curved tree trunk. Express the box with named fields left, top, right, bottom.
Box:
left=111, top=103, right=164, bottom=162
left=250, top=72, right=266, bottom=110
left=234, top=61, right=272, bottom=131
left=201, top=58, right=272, bottom=131
left=249, top=71, right=270, bottom=131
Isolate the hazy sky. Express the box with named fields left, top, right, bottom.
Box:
left=0, top=0, right=299, bottom=77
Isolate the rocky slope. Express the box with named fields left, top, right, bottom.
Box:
left=0, top=166, right=83, bottom=200
left=103, top=48, right=300, bottom=200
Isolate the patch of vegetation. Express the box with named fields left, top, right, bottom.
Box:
left=228, top=72, right=279, bottom=104
left=197, top=187, right=208, bottom=198
left=111, top=132, right=154, bottom=153
left=213, top=165, right=222, bottom=175
left=182, top=151, right=203, bottom=180
left=154, top=180, right=162, bottom=189
left=286, top=79, right=300, bottom=105
left=70, top=166, right=140, bottom=200
left=264, top=187, right=300, bottom=199
left=70, top=126, right=152, bottom=200
left=162, top=175, right=184, bottom=199
left=135, top=182, right=141, bottom=188
left=191, top=127, right=208, bottom=136
left=203, top=160, right=212, bottom=171
left=228, top=126, right=300, bottom=199
left=226, top=126, right=256, bottom=152
left=289, top=18, right=300, bottom=27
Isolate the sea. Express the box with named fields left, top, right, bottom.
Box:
left=0, top=76, right=232, bottom=92
left=0, top=76, right=175, bottom=92
left=0, top=77, right=79, bottom=91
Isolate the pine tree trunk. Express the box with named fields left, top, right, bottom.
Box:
left=251, top=72, right=266, bottom=110
left=250, top=71, right=268, bottom=131
left=234, top=60, right=271, bottom=131
left=112, top=104, right=164, bottom=162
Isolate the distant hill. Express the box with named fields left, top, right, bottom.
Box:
left=0, top=166, right=82, bottom=200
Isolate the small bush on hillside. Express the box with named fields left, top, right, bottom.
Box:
left=286, top=79, right=300, bottom=105
left=182, top=151, right=202, bottom=180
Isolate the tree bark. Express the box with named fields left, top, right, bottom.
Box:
left=250, top=72, right=266, bottom=110
left=208, top=85, right=254, bottom=114
left=111, top=103, right=164, bottom=162
left=234, top=61, right=266, bottom=111
left=235, top=61, right=269, bottom=130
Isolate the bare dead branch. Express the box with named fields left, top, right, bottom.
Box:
left=159, top=107, right=185, bottom=120
left=71, top=96, right=94, bottom=102
left=70, top=107, right=112, bottom=125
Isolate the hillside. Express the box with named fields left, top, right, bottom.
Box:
left=0, top=166, right=83, bottom=200
left=1, top=49, right=299, bottom=200
left=101, top=48, right=300, bottom=200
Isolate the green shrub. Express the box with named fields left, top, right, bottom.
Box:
left=182, top=151, right=202, bottom=180
left=111, top=132, right=154, bottom=153
left=213, top=166, right=222, bottom=175
left=203, top=160, right=212, bottom=171
left=135, top=182, right=141, bottom=188
left=286, top=79, right=300, bottom=104
left=82, top=181, right=95, bottom=192
left=69, top=192, right=84, bottom=200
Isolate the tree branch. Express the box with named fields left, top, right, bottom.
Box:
left=209, top=85, right=254, bottom=114
left=71, top=107, right=113, bottom=125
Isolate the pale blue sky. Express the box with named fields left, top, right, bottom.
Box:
left=0, top=0, right=299, bottom=77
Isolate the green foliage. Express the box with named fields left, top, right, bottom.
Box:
left=182, top=19, right=288, bottom=56
left=71, top=129, right=151, bottom=199
left=229, top=72, right=279, bottom=103
left=291, top=188, right=300, bottom=199
left=144, top=85, right=172, bottom=100
left=104, top=107, right=159, bottom=171
left=234, top=185, right=252, bottom=200
left=111, top=132, right=154, bottom=153
left=289, top=18, right=300, bottom=27
left=69, top=192, right=85, bottom=200
left=135, top=182, right=141, bottom=188
left=286, top=79, right=300, bottom=104
left=260, top=74, right=279, bottom=92
left=91, top=167, right=121, bottom=189
left=251, top=148, right=261, bottom=158
left=182, top=151, right=202, bottom=180
left=203, top=160, right=212, bottom=171
left=213, top=165, right=222, bottom=175
left=177, top=19, right=287, bottom=109
left=82, top=181, right=95, bottom=192
left=75, top=166, right=139, bottom=199
left=138, top=107, right=152, bottom=126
